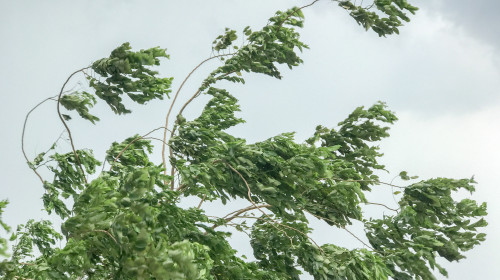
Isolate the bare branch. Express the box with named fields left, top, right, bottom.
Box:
left=21, top=95, right=58, bottom=183
left=197, top=194, right=207, bottom=209
left=302, top=208, right=376, bottom=251
left=332, top=177, right=407, bottom=189
left=363, top=201, right=399, bottom=212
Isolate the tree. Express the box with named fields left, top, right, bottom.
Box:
left=0, top=1, right=487, bottom=279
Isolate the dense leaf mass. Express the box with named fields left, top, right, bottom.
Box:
left=2, top=2, right=487, bottom=280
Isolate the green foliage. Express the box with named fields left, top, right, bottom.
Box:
left=60, top=91, right=100, bottom=124
left=337, top=0, right=418, bottom=36
left=4, top=2, right=487, bottom=280
left=90, top=42, right=174, bottom=114
left=0, top=200, right=10, bottom=257
left=105, top=135, right=155, bottom=175
left=43, top=150, right=101, bottom=219
left=366, top=178, right=487, bottom=279
left=307, top=102, right=397, bottom=190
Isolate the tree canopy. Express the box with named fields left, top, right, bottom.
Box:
left=0, top=1, right=487, bottom=279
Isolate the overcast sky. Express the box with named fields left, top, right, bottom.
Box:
left=1, top=0, right=499, bottom=279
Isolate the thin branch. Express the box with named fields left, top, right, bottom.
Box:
left=332, top=177, right=407, bottom=189
left=110, top=126, right=171, bottom=169
left=211, top=204, right=272, bottom=229
left=56, top=67, right=90, bottom=184
left=167, top=69, right=236, bottom=189
left=216, top=160, right=293, bottom=244
left=93, top=229, right=119, bottom=247
left=342, top=226, right=375, bottom=251
left=21, top=95, right=58, bottom=183
left=219, top=161, right=324, bottom=253
left=363, top=201, right=398, bottom=212
left=197, top=194, right=207, bottom=209
left=302, top=208, right=375, bottom=251
left=161, top=53, right=234, bottom=188
left=223, top=204, right=272, bottom=220
left=277, top=0, right=321, bottom=30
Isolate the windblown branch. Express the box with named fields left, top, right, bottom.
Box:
left=277, top=0, right=321, bottom=30
left=161, top=53, right=234, bottom=188
left=21, top=95, right=58, bottom=183
left=302, top=208, right=376, bottom=251
left=218, top=160, right=323, bottom=253
left=212, top=204, right=272, bottom=229
left=197, top=194, right=207, bottom=209
left=364, top=201, right=399, bottom=212
left=333, top=178, right=407, bottom=189
left=56, top=67, right=90, bottom=184
left=110, top=126, right=171, bottom=169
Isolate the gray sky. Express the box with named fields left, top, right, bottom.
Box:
left=1, top=0, right=499, bottom=279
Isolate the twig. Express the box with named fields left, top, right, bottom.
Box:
left=302, top=208, right=375, bottom=251
left=216, top=160, right=293, bottom=244
left=21, top=95, right=58, bottom=183
left=363, top=201, right=398, bottom=212
left=212, top=204, right=272, bottom=229
left=167, top=69, right=237, bottom=189
left=332, top=177, right=407, bottom=189
left=56, top=67, right=90, bottom=184
left=93, top=229, right=119, bottom=247
left=342, top=226, right=375, bottom=251
left=197, top=194, right=207, bottom=209
left=277, top=0, right=321, bottom=30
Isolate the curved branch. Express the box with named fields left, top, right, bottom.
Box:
left=161, top=53, right=234, bottom=187
left=56, top=67, right=90, bottom=184
left=216, top=160, right=292, bottom=244
left=21, top=95, right=58, bottom=183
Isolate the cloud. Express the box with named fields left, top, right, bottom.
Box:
left=419, top=0, right=500, bottom=50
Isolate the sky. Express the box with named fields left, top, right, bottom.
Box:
left=1, top=0, right=499, bottom=279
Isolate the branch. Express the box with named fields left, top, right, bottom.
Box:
left=110, top=126, right=171, bottom=169
left=277, top=0, right=321, bottom=30
left=93, top=229, right=120, bottom=247
left=197, top=194, right=207, bottom=209
left=218, top=161, right=324, bottom=253
left=302, top=208, right=376, bottom=251
left=167, top=69, right=237, bottom=189
left=363, top=201, right=398, bottom=212
left=161, top=53, right=234, bottom=188
left=342, top=226, right=375, bottom=251
left=215, top=160, right=293, bottom=244
left=56, top=67, right=90, bottom=184
left=21, top=95, right=58, bottom=183
left=332, top=177, right=407, bottom=189
left=211, top=204, right=272, bottom=229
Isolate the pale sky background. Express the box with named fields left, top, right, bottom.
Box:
left=1, top=0, right=499, bottom=279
